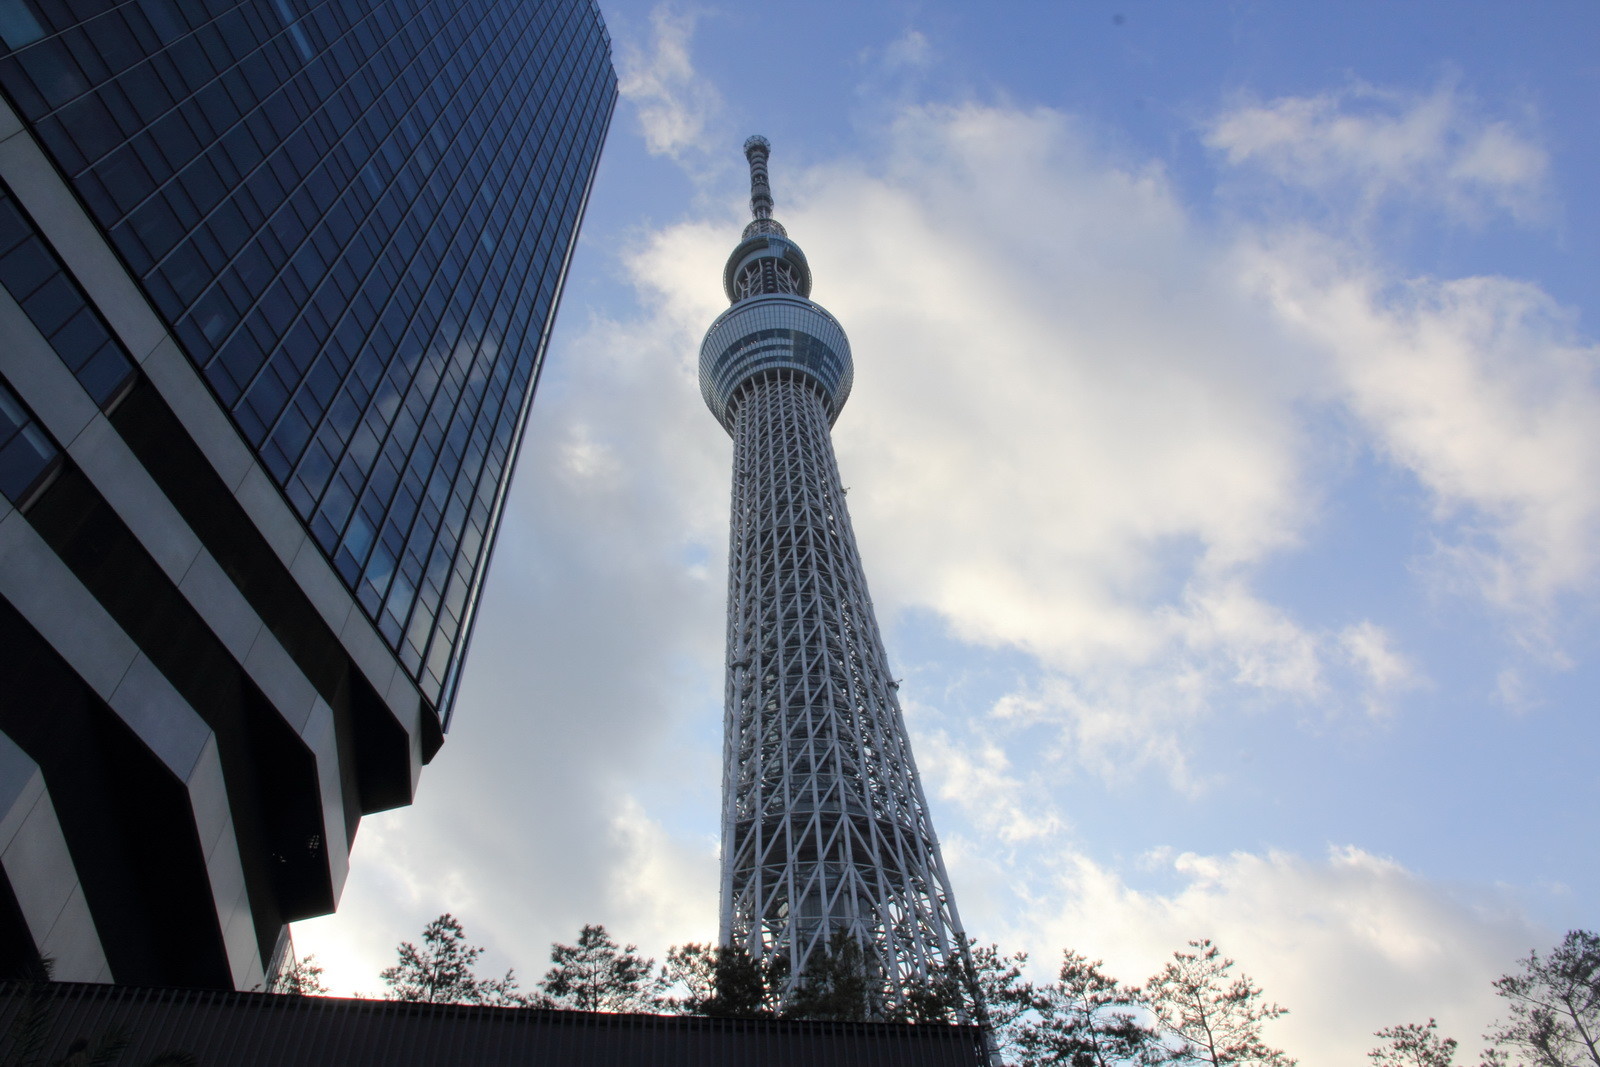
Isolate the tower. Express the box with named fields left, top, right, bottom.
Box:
left=0, top=0, right=614, bottom=986
left=700, top=137, right=971, bottom=1006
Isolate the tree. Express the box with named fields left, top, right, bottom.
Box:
left=1145, top=939, right=1294, bottom=1066
left=539, top=924, right=667, bottom=1013
left=928, top=941, right=1034, bottom=1059
left=784, top=929, right=873, bottom=1022
left=1020, top=951, right=1163, bottom=1067
left=268, top=953, right=328, bottom=996
left=1369, top=1019, right=1458, bottom=1067
left=890, top=955, right=972, bottom=1025
left=1487, top=930, right=1600, bottom=1067
left=662, top=942, right=718, bottom=1015
left=380, top=913, right=527, bottom=1006
left=664, top=942, right=782, bottom=1017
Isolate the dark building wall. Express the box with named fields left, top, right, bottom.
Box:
left=0, top=0, right=615, bottom=988
left=0, top=0, right=615, bottom=714
left=0, top=982, right=992, bottom=1067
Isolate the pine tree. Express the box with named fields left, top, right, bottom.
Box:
left=1368, top=1019, right=1458, bottom=1067
left=380, top=913, right=527, bottom=1006
left=1145, top=939, right=1294, bottom=1066
left=538, top=924, right=667, bottom=1013
left=269, top=953, right=328, bottom=996
left=664, top=942, right=781, bottom=1017
left=784, top=929, right=873, bottom=1022
left=964, top=942, right=1038, bottom=1059
left=1487, top=930, right=1600, bottom=1067
left=1020, top=951, right=1162, bottom=1066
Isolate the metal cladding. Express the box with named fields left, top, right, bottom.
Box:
left=699, top=139, right=972, bottom=1008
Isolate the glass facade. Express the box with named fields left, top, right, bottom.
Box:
left=0, top=180, right=136, bottom=406
left=0, top=376, right=58, bottom=506
left=0, top=0, right=616, bottom=718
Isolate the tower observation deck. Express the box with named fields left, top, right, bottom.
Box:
left=700, top=137, right=974, bottom=1010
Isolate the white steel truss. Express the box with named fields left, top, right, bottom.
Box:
left=702, top=137, right=972, bottom=1007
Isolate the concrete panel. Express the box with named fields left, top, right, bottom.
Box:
left=289, top=537, right=359, bottom=639
left=385, top=669, right=424, bottom=739
left=207, top=819, right=264, bottom=991
left=243, top=628, right=316, bottom=733
left=221, top=883, right=265, bottom=991
left=339, top=606, right=401, bottom=716
left=0, top=733, right=43, bottom=850
left=3, top=791, right=76, bottom=930
left=0, top=296, right=101, bottom=447
left=184, top=734, right=231, bottom=863
left=232, top=464, right=305, bottom=567
left=200, top=819, right=247, bottom=951
left=177, top=550, right=265, bottom=665
left=106, top=653, right=212, bottom=780
left=300, top=699, right=349, bottom=901
left=0, top=738, right=108, bottom=982
left=386, top=670, right=426, bottom=794
left=1, top=784, right=108, bottom=982
left=0, top=119, right=165, bottom=362
left=0, top=96, right=21, bottom=141
left=138, top=337, right=254, bottom=492
left=68, top=415, right=204, bottom=580
left=38, top=884, right=108, bottom=983
left=0, top=511, right=138, bottom=700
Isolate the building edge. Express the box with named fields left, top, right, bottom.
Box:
left=436, top=84, right=618, bottom=726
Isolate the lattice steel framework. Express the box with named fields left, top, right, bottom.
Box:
left=699, top=137, right=971, bottom=1005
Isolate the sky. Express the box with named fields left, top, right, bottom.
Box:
left=292, top=3, right=1600, bottom=1061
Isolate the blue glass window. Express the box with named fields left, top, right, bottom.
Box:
left=0, top=376, right=59, bottom=506
left=0, top=181, right=136, bottom=407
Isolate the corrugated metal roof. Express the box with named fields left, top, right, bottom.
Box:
left=0, top=981, right=989, bottom=1065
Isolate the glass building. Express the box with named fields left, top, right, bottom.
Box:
left=0, top=0, right=614, bottom=988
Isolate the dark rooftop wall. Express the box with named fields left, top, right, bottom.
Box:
left=0, top=982, right=989, bottom=1066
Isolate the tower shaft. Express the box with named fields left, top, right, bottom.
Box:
left=721, top=376, right=962, bottom=987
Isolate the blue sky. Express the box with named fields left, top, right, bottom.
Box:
left=295, top=3, right=1599, bottom=1061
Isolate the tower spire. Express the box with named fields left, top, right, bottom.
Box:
left=744, top=134, right=773, bottom=220
left=740, top=135, right=788, bottom=239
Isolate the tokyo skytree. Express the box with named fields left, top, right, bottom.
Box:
left=699, top=136, right=973, bottom=1006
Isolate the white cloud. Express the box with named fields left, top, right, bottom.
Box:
left=882, top=29, right=933, bottom=71
left=616, top=6, right=724, bottom=158
left=1339, top=620, right=1421, bottom=715
left=916, top=723, right=1068, bottom=845
left=1239, top=230, right=1600, bottom=625
left=1024, top=845, right=1547, bottom=1067
left=1207, top=81, right=1549, bottom=223
left=607, top=795, right=720, bottom=952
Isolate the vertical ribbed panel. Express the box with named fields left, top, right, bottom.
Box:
left=0, top=982, right=989, bottom=1066
left=720, top=374, right=966, bottom=999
